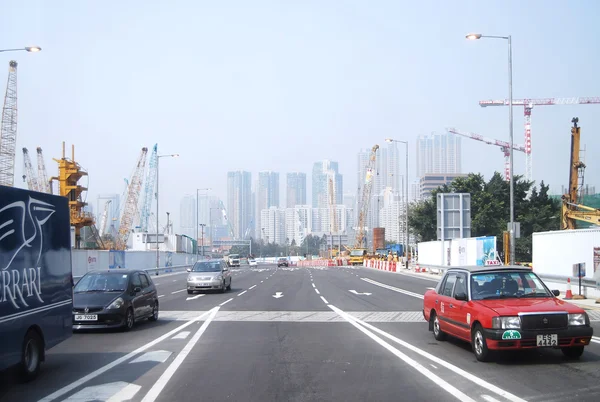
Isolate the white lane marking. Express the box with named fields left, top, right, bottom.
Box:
left=237, top=290, right=247, bottom=296
left=171, top=289, right=186, bottom=294
left=158, top=295, right=165, bottom=298
left=38, top=309, right=216, bottom=402
left=106, top=383, right=142, bottom=402
left=273, top=292, right=284, bottom=299
left=129, top=350, right=172, bottom=364
left=172, top=331, right=190, bottom=340
left=312, top=283, right=316, bottom=288
left=320, top=296, right=329, bottom=304
left=261, top=280, right=264, bottom=283
left=349, top=290, right=372, bottom=296
left=63, top=382, right=141, bottom=402
left=249, top=285, right=257, bottom=290
left=172, top=280, right=177, bottom=282
left=333, top=307, right=527, bottom=402
left=328, top=304, right=477, bottom=402
left=140, top=307, right=219, bottom=402
left=219, top=298, right=234, bottom=306
left=591, top=336, right=600, bottom=344
left=315, top=288, right=320, bottom=295
left=186, top=294, right=204, bottom=301
left=482, top=395, right=501, bottom=402
left=361, top=278, right=424, bottom=299
left=430, top=364, right=438, bottom=369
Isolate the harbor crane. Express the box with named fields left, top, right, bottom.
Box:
left=0, top=61, right=18, bottom=187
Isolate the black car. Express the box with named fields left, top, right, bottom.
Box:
left=73, top=269, right=159, bottom=331
left=277, top=257, right=289, bottom=267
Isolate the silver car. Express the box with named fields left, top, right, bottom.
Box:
left=187, top=260, right=232, bottom=294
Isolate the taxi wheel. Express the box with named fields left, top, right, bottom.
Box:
left=123, top=308, right=134, bottom=332
left=226, top=280, right=232, bottom=291
left=149, top=301, right=159, bottom=321
left=431, top=313, right=446, bottom=341
left=472, top=324, right=490, bottom=362
left=562, top=346, right=584, bottom=359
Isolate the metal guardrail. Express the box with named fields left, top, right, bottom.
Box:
left=417, top=264, right=598, bottom=289
left=73, top=264, right=193, bottom=281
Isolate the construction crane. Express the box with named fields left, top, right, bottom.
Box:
left=99, top=199, right=112, bottom=237
left=328, top=175, right=338, bottom=234
left=0, top=61, right=18, bottom=187
left=561, top=117, right=600, bottom=229
left=140, top=143, right=157, bottom=232
left=50, top=142, right=95, bottom=248
left=219, top=200, right=235, bottom=238
left=36, top=147, right=51, bottom=193
left=479, top=97, right=600, bottom=183
left=22, top=147, right=39, bottom=191
left=115, top=147, right=148, bottom=250
left=447, top=127, right=526, bottom=181
left=354, top=144, right=379, bottom=249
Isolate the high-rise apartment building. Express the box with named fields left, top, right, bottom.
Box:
left=312, top=160, right=342, bottom=208
left=256, top=171, right=279, bottom=237
left=286, top=172, right=307, bottom=207
left=416, top=132, right=462, bottom=177
left=227, top=170, right=252, bottom=239
left=261, top=206, right=286, bottom=245
left=179, top=194, right=196, bottom=238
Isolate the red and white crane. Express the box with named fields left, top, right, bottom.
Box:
left=479, top=97, right=600, bottom=183
left=447, top=127, right=525, bottom=181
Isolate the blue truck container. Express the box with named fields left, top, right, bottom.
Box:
left=0, top=185, right=73, bottom=381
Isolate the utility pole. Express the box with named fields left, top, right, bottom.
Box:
left=199, top=223, right=206, bottom=257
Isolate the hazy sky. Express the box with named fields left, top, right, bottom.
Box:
left=3, top=0, right=599, bottom=230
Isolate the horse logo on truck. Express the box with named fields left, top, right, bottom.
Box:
left=0, top=196, right=56, bottom=309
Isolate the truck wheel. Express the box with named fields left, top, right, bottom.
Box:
left=20, top=330, right=43, bottom=382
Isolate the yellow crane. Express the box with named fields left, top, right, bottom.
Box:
left=561, top=117, right=600, bottom=229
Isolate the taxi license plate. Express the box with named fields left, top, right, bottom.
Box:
left=75, top=314, right=98, bottom=321
left=536, top=334, right=558, bottom=347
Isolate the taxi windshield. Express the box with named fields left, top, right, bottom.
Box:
left=470, top=271, right=551, bottom=300
left=192, top=261, right=222, bottom=272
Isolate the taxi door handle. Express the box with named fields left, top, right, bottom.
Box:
left=435, top=300, right=438, bottom=304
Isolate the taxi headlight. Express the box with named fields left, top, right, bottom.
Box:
left=568, top=313, right=587, bottom=326
left=491, top=316, right=521, bottom=329
left=214, top=275, right=223, bottom=281
left=107, top=297, right=124, bottom=310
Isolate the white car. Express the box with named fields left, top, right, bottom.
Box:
left=248, top=259, right=258, bottom=266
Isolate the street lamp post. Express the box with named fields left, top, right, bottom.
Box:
left=385, top=138, right=410, bottom=269
left=0, top=46, right=42, bottom=53
left=196, top=188, right=211, bottom=260
left=156, top=152, right=179, bottom=275
left=466, top=32, right=515, bottom=265
left=199, top=223, right=206, bottom=257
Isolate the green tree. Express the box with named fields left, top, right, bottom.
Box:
left=409, top=172, right=560, bottom=262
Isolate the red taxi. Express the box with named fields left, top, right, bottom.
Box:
left=423, top=266, right=593, bottom=361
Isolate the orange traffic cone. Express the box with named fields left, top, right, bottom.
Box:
left=564, top=278, right=573, bottom=300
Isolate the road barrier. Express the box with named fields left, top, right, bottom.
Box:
left=296, top=259, right=349, bottom=267
left=73, top=264, right=192, bottom=281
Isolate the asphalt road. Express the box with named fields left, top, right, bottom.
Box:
left=2, top=264, right=600, bottom=402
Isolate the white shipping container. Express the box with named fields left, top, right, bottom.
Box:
left=532, top=228, right=600, bottom=280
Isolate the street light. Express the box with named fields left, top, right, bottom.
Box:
left=155, top=152, right=179, bottom=275
left=385, top=138, right=410, bottom=269
left=466, top=32, right=515, bottom=265
left=0, top=46, right=42, bottom=53
left=199, top=223, right=207, bottom=257
left=196, top=188, right=211, bottom=260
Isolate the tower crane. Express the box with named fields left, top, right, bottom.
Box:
left=115, top=147, right=148, bottom=250
left=479, top=97, right=600, bottom=183
left=328, top=175, right=338, bottom=234
left=354, top=144, right=379, bottom=249
left=0, top=61, right=18, bottom=187
left=561, top=117, right=600, bottom=229
left=447, top=127, right=526, bottom=181
left=36, top=147, right=51, bottom=193
left=140, top=143, right=157, bottom=232
left=22, top=147, right=39, bottom=191
left=219, top=200, right=235, bottom=238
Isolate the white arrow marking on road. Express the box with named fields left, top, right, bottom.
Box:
left=172, top=331, right=190, bottom=340
left=130, top=350, right=172, bottom=364
left=186, top=294, right=205, bottom=301
left=62, top=381, right=141, bottom=402
left=349, top=290, right=372, bottom=296
left=272, top=292, right=284, bottom=298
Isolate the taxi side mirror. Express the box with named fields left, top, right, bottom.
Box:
left=455, top=292, right=468, bottom=301
left=186, top=268, right=191, bottom=272
left=552, top=289, right=560, bottom=297
left=133, top=286, right=142, bottom=294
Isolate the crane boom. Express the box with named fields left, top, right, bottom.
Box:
left=479, top=96, right=600, bottom=183
left=354, top=144, right=379, bottom=249
left=99, top=199, right=112, bottom=236
left=140, top=143, right=157, bottom=232
left=36, top=147, right=51, bottom=193
left=22, top=147, right=39, bottom=191
left=116, top=147, right=148, bottom=250
left=0, top=61, right=18, bottom=187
